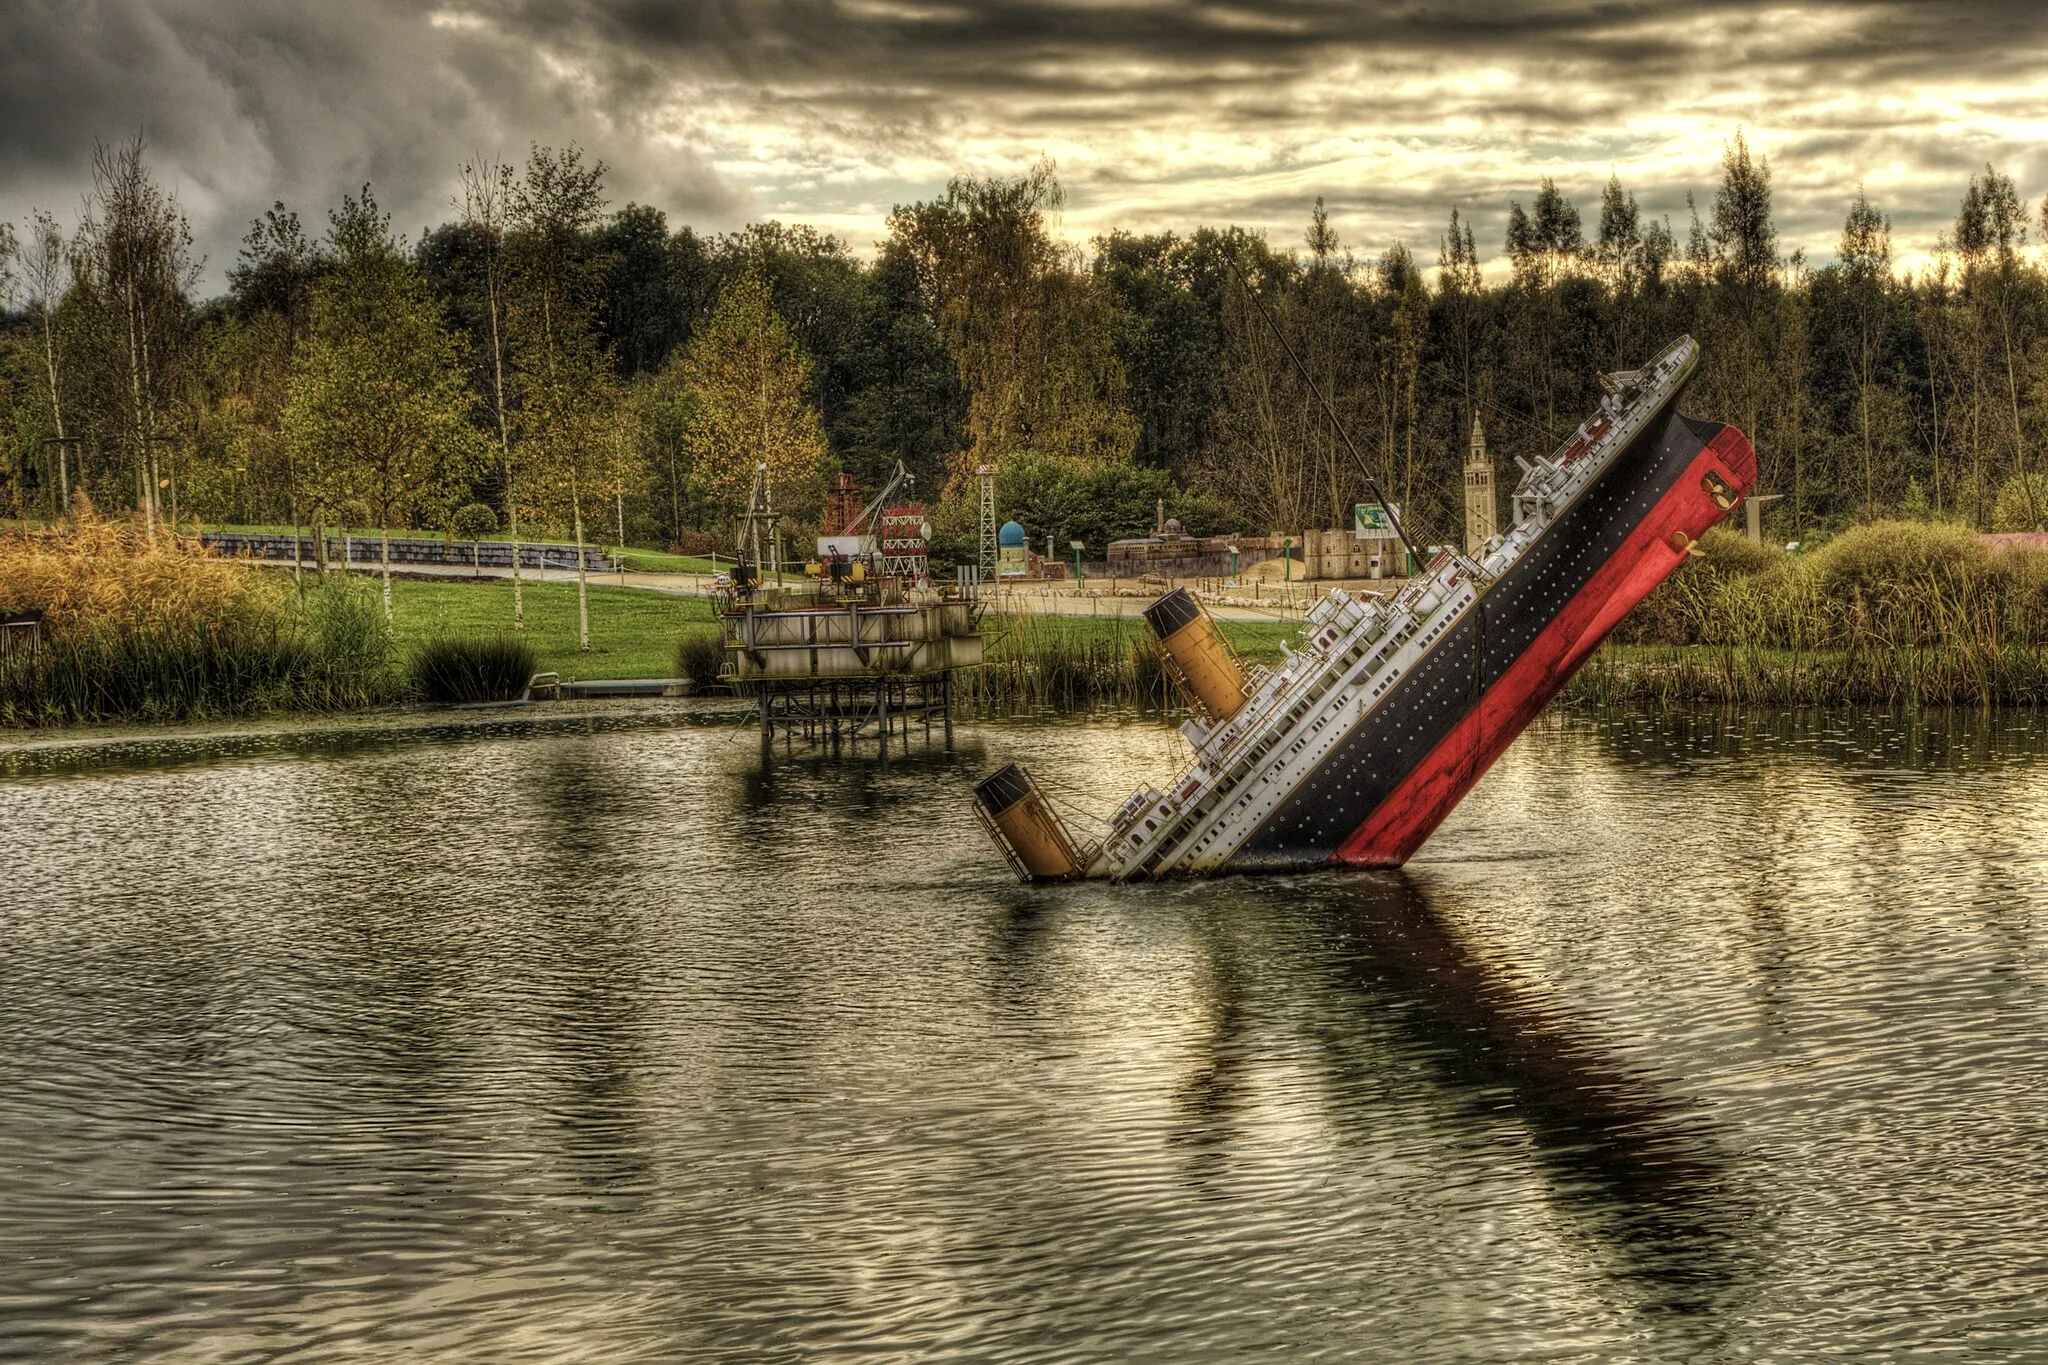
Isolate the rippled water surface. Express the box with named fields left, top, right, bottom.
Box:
left=4, top=704, right=2047, bottom=1361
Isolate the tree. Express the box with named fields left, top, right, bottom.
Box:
left=505, top=144, right=612, bottom=649
left=1710, top=132, right=1779, bottom=299
left=1955, top=166, right=2040, bottom=528
left=19, top=212, right=72, bottom=516
left=227, top=202, right=327, bottom=335
left=457, top=156, right=526, bottom=626
left=284, top=187, right=484, bottom=624
left=1838, top=189, right=1895, bottom=510
left=678, top=267, right=829, bottom=537
left=73, top=137, right=196, bottom=539
left=219, top=202, right=329, bottom=574
left=887, top=162, right=1137, bottom=473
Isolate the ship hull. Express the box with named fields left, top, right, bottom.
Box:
left=1225, top=408, right=1755, bottom=873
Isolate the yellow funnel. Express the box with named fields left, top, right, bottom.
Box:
left=1143, top=588, right=1247, bottom=723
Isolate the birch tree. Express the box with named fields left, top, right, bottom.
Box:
left=458, top=157, right=524, bottom=626
left=75, top=137, right=196, bottom=540
left=20, top=213, right=74, bottom=517
left=506, top=144, right=610, bottom=649
left=677, top=267, right=829, bottom=526
left=284, top=188, right=483, bottom=624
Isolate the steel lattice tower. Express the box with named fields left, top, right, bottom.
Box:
left=977, top=464, right=997, bottom=583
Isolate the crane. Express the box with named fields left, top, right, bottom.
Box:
left=844, top=460, right=914, bottom=538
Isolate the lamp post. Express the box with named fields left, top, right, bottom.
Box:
left=1070, top=539, right=1085, bottom=589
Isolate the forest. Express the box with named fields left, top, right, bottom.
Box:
left=6, top=132, right=2048, bottom=575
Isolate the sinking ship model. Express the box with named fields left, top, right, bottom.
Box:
left=975, top=336, right=1756, bottom=881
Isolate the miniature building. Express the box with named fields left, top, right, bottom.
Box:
left=997, top=521, right=1029, bottom=577
left=720, top=584, right=984, bottom=750
left=1465, top=412, right=1497, bottom=552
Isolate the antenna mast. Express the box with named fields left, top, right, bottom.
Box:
left=1226, top=256, right=1425, bottom=568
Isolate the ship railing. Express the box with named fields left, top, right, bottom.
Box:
left=1539, top=335, right=1696, bottom=470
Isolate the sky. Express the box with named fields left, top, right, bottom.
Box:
left=4, top=0, right=2047, bottom=294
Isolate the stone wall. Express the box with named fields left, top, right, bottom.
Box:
left=202, top=533, right=616, bottom=572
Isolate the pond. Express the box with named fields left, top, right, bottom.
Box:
left=4, top=704, right=2046, bottom=1361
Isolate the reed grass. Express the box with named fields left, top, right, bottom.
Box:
left=674, top=625, right=726, bottom=689
left=1572, top=522, right=2048, bottom=706
left=956, top=614, right=1179, bottom=715
left=408, top=635, right=538, bottom=705
left=0, top=521, right=403, bottom=726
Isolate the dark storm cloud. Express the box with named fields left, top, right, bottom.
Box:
left=0, top=0, right=752, bottom=290
left=4, top=0, right=2047, bottom=287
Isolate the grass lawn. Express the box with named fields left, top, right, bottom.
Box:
left=1217, top=619, right=1304, bottom=660
left=386, top=576, right=718, bottom=681
left=381, top=576, right=1302, bottom=684
left=612, top=547, right=726, bottom=574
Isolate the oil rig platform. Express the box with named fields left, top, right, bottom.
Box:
left=721, top=585, right=983, bottom=749
left=720, top=459, right=983, bottom=751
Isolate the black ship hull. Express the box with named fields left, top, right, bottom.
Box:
left=1224, top=405, right=1755, bottom=872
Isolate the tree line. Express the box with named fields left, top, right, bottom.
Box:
left=6, top=131, right=2048, bottom=611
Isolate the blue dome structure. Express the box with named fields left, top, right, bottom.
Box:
left=998, top=521, right=1027, bottom=548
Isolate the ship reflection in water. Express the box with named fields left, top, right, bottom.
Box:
left=4, top=705, right=2047, bottom=1360
left=1266, top=874, right=1743, bottom=1316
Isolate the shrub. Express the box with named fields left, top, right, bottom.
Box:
left=300, top=576, right=401, bottom=707
left=675, top=625, right=726, bottom=688
left=451, top=503, right=499, bottom=541
left=1993, top=473, right=2048, bottom=532
left=0, top=523, right=406, bottom=725
left=1811, top=519, right=1986, bottom=601
left=408, top=635, right=538, bottom=705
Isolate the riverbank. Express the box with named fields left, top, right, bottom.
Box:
left=1563, top=642, right=2048, bottom=707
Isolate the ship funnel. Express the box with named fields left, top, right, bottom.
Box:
left=974, top=763, right=1084, bottom=882
left=1142, top=587, right=1247, bottom=723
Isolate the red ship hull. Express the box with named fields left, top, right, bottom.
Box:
left=1224, top=408, right=1755, bottom=873
left=1335, top=424, right=1754, bottom=866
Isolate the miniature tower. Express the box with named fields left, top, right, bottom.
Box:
left=977, top=464, right=998, bottom=583
left=1463, top=412, right=1496, bottom=552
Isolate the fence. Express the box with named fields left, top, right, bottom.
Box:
left=0, top=611, right=43, bottom=664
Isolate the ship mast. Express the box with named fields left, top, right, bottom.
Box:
left=1227, top=256, right=1425, bottom=570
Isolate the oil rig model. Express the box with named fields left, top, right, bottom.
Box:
left=721, top=460, right=980, bottom=749
left=975, top=336, right=1755, bottom=881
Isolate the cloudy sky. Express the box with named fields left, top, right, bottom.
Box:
left=4, top=0, right=2046, bottom=293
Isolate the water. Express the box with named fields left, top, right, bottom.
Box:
left=4, top=704, right=2046, bottom=1361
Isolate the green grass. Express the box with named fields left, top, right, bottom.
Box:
left=1216, top=619, right=1304, bottom=660
left=613, top=547, right=725, bottom=574
left=385, top=577, right=717, bottom=680
left=379, top=579, right=1301, bottom=690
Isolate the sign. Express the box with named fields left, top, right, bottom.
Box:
left=1353, top=503, right=1399, bottom=539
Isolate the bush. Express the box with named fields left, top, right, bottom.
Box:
left=1812, top=519, right=1986, bottom=601
left=1993, top=473, right=2048, bottom=532
left=300, top=576, right=401, bottom=707
left=0, top=522, right=406, bottom=725
left=408, top=635, right=538, bottom=705
left=675, top=625, right=726, bottom=688
left=451, top=503, right=499, bottom=541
